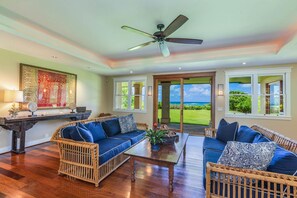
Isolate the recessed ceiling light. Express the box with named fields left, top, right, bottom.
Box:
left=178, top=67, right=182, bottom=70
left=129, top=70, right=133, bottom=74
left=242, top=62, right=246, bottom=65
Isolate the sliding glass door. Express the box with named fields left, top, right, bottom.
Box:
left=153, top=73, right=215, bottom=135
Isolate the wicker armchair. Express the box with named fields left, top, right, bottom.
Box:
left=205, top=125, right=297, bottom=198
left=51, top=116, right=148, bottom=187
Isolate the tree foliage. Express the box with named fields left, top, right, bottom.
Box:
left=229, top=91, right=251, bottom=113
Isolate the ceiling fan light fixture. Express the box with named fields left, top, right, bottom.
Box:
left=159, top=41, right=170, bottom=57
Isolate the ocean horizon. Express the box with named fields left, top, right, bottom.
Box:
left=170, top=101, right=210, bottom=106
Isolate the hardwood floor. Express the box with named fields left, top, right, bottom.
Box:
left=0, top=136, right=205, bottom=198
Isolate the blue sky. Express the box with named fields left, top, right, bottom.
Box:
left=158, top=84, right=211, bottom=102
left=158, top=83, right=252, bottom=103
left=229, top=83, right=252, bottom=94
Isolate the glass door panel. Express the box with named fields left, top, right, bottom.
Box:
left=157, top=79, right=181, bottom=132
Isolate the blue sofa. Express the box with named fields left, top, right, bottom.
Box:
left=203, top=124, right=297, bottom=197
left=51, top=116, right=148, bottom=187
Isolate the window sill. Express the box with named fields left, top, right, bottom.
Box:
left=225, top=113, right=292, bottom=120
left=113, top=109, right=147, bottom=114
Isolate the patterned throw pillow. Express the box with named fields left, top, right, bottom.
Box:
left=217, top=141, right=277, bottom=171
left=119, top=114, right=137, bottom=133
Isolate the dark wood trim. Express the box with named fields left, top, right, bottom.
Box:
left=153, top=71, right=216, bottom=131
left=180, top=78, right=184, bottom=132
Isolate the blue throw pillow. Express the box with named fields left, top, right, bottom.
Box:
left=102, top=118, right=121, bottom=137
left=70, top=126, right=94, bottom=142
left=216, top=119, right=238, bottom=143
left=84, top=122, right=107, bottom=141
left=236, top=126, right=260, bottom=143
left=252, top=134, right=270, bottom=143
left=267, top=146, right=297, bottom=175
left=118, top=114, right=137, bottom=133
left=60, top=126, right=76, bottom=139
left=218, top=141, right=277, bottom=171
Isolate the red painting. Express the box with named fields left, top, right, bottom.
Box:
left=37, top=70, right=67, bottom=107
left=20, top=64, right=76, bottom=110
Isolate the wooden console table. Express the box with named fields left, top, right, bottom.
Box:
left=0, top=110, right=92, bottom=154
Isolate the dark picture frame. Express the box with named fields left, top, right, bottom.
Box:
left=20, top=63, right=77, bottom=110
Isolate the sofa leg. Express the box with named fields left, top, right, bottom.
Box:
left=95, top=182, right=99, bottom=187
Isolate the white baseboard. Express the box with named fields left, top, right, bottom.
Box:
left=25, top=137, right=51, bottom=147
left=0, top=146, right=11, bottom=154
left=0, top=137, right=51, bottom=154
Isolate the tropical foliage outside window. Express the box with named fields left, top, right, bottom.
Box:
left=114, top=78, right=146, bottom=112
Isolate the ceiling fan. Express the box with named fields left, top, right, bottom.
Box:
left=121, top=14, right=203, bottom=57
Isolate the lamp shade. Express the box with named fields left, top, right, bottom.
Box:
left=4, top=90, right=24, bottom=103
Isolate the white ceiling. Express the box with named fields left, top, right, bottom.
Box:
left=1, top=0, right=297, bottom=75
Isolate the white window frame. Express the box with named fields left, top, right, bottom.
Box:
left=225, top=67, right=291, bottom=120
left=113, top=76, right=147, bottom=113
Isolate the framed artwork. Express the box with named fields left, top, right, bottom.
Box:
left=20, top=63, right=77, bottom=110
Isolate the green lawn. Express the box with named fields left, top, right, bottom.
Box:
left=158, top=109, right=210, bottom=126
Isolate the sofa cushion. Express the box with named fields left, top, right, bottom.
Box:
left=203, top=137, right=226, bottom=153
left=216, top=119, right=239, bottom=143
left=218, top=141, right=277, bottom=171
left=70, top=126, right=94, bottom=143
left=203, top=149, right=223, bottom=189
left=102, top=118, right=121, bottom=137
left=95, top=138, right=131, bottom=165
left=267, top=146, right=297, bottom=175
left=236, top=126, right=260, bottom=143
left=111, top=130, right=146, bottom=145
left=252, top=134, right=270, bottom=143
left=60, top=126, right=76, bottom=139
left=118, top=114, right=137, bottom=133
left=84, top=122, right=107, bottom=141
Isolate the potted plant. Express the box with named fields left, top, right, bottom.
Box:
left=145, top=129, right=166, bottom=151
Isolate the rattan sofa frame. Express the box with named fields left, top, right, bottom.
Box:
left=205, top=125, right=297, bottom=198
left=51, top=116, right=148, bottom=187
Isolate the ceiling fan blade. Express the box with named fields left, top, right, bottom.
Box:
left=159, top=41, right=170, bottom=57
left=122, top=26, right=156, bottom=39
left=166, top=38, right=203, bottom=44
left=163, top=15, right=188, bottom=37
left=128, top=40, right=156, bottom=51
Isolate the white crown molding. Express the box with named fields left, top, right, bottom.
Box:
left=0, top=12, right=111, bottom=69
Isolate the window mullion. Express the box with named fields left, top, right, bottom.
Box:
left=128, top=80, right=132, bottom=110
left=252, top=74, right=258, bottom=115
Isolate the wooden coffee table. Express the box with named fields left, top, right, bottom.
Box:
left=124, top=132, right=189, bottom=192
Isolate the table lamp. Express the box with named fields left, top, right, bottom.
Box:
left=4, top=90, right=24, bottom=118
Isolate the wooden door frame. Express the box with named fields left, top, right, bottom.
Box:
left=153, top=72, right=216, bottom=130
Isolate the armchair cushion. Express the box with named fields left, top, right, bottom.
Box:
left=70, top=126, right=94, bottom=143
left=111, top=130, right=146, bottom=145
left=203, top=137, right=226, bottom=153
left=217, top=141, right=277, bottom=171
left=203, top=149, right=223, bottom=188
left=267, top=146, right=297, bottom=175
left=102, top=118, right=121, bottom=137
left=95, top=138, right=131, bottom=165
left=216, top=119, right=238, bottom=143
left=236, top=126, right=260, bottom=143
left=119, top=114, right=137, bottom=133
left=84, top=122, right=107, bottom=141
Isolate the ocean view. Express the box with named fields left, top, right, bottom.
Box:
left=170, top=102, right=210, bottom=106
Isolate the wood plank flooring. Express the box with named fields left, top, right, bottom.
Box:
left=0, top=136, right=205, bottom=198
